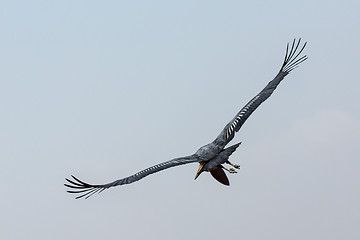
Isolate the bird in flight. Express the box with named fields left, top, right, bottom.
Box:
left=65, top=39, right=307, bottom=199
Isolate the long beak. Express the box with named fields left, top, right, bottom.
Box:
left=194, top=162, right=206, bottom=180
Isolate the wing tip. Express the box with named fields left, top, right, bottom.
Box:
left=281, top=38, right=308, bottom=73
left=64, top=175, right=105, bottom=199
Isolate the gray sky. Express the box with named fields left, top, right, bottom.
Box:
left=1, top=1, right=359, bottom=239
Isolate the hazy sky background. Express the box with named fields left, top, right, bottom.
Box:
left=1, top=1, right=359, bottom=239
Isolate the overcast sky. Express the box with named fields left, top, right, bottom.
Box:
left=1, top=1, right=359, bottom=239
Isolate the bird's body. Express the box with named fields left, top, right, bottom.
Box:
left=195, top=141, right=224, bottom=160
left=65, top=39, right=308, bottom=199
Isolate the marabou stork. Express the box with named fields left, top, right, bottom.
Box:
left=65, top=39, right=307, bottom=199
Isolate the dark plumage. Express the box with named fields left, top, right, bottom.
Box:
left=65, top=39, right=307, bottom=199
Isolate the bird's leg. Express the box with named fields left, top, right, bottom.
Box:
left=225, top=160, right=240, bottom=169
left=222, top=166, right=237, bottom=174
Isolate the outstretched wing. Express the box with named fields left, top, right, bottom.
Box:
left=216, top=38, right=307, bottom=146
left=65, top=155, right=199, bottom=199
